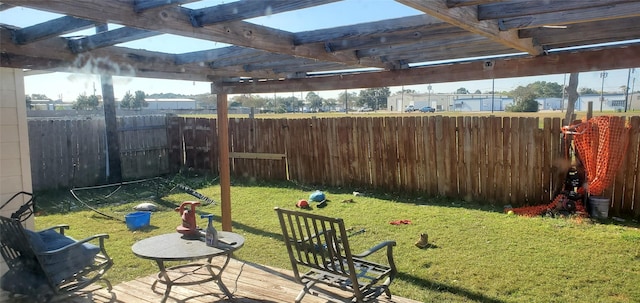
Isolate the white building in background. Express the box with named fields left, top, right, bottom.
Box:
left=387, top=93, right=512, bottom=112
left=452, top=95, right=513, bottom=112
left=540, top=93, right=638, bottom=112
left=388, top=92, right=640, bottom=113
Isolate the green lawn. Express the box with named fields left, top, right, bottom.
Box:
left=33, top=176, right=640, bottom=303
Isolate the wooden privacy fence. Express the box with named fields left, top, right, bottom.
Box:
left=169, top=115, right=640, bottom=218
left=29, top=115, right=170, bottom=190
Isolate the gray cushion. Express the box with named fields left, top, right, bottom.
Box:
left=1, top=228, right=101, bottom=295
left=0, top=268, right=52, bottom=296
left=25, top=229, right=45, bottom=252
left=36, top=229, right=100, bottom=285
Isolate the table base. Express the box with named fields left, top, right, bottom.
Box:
left=151, top=255, right=233, bottom=302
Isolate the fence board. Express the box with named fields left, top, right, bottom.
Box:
left=478, top=117, right=488, bottom=200
left=78, top=119, right=100, bottom=186
left=534, top=120, right=544, bottom=204
left=634, top=117, right=640, bottom=218
left=459, top=117, right=470, bottom=200
left=549, top=118, right=561, bottom=200
left=285, top=119, right=300, bottom=182
left=355, top=117, right=368, bottom=186
left=409, top=117, right=419, bottom=191
left=29, top=120, right=45, bottom=190
left=318, top=118, right=331, bottom=185
left=367, top=118, right=378, bottom=188
left=341, top=118, right=350, bottom=186
left=167, top=116, right=182, bottom=172
left=469, top=117, right=480, bottom=199
left=493, top=117, right=507, bottom=202
left=524, top=118, right=536, bottom=205
left=455, top=117, right=464, bottom=198
left=510, top=117, right=520, bottom=204
left=502, top=117, right=511, bottom=203
left=623, top=117, right=640, bottom=215
left=446, top=117, right=457, bottom=197
left=487, top=116, right=500, bottom=202
left=542, top=118, right=552, bottom=203
left=386, top=117, right=399, bottom=190
left=430, top=116, right=441, bottom=195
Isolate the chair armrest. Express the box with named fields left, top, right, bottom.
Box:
left=37, top=234, right=109, bottom=256
left=353, top=240, right=396, bottom=258
left=38, top=224, right=70, bottom=235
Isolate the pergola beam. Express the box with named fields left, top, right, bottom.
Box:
left=396, top=0, right=543, bottom=55
left=11, top=16, right=95, bottom=44
left=218, top=43, right=640, bottom=94
left=68, top=27, right=160, bottom=53
left=5, top=0, right=373, bottom=67
left=498, top=2, right=640, bottom=30
left=189, top=0, right=340, bottom=27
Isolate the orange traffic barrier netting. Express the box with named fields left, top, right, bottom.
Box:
left=511, top=193, right=587, bottom=217
left=568, top=116, right=629, bottom=196
left=511, top=116, right=628, bottom=218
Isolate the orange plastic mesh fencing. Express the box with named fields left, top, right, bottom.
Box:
left=511, top=193, right=587, bottom=217
left=569, top=116, right=629, bottom=196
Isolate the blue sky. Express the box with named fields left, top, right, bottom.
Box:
left=1, top=1, right=637, bottom=101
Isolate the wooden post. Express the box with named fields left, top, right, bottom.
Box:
left=214, top=84, right=232, bottom=231
left=587, top=101, right=593, bottom=120
left=97, top=24, right=121, bottom=183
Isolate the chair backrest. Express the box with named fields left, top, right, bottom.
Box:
left=0, top=216, right=45, bottom=275
left=274, top=207, right=358, bottom=283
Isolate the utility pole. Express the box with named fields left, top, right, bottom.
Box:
left=599, top=71, right=608, bottom=112
left=561, top=73, right=566, bottom=112
left=401, top=85, right=404, bottom=113
left=625, top=68, right=634, bottom=112
left=344, top=89, right=348, bottom=114
left=632, top=71, right=637, bottom=111
left=491, top=78, right=495, bottom=113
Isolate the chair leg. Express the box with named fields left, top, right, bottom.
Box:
left=101, top=278, right=113, bottom=292
left=295, top=280, right=316, bottom=303
left=384, top=286, right=392, bottom=299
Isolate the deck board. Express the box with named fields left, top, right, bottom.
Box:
left=0, top=259, right=420, bottom=303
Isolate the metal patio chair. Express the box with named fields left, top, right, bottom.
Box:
left=0, top=192, right=113, bottom=302
left=275, top=207, right=397, bottom=303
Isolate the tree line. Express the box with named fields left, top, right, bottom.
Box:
left=228, top=87, right=391, bottom=113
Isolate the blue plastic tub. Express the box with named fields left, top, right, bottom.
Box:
left=125, top=211, right=151, bottom=230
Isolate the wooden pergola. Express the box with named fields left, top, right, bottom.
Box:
left=2, top=0, right=640, bottom=230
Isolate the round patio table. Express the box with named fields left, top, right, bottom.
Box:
left=131, top=231, right=244, bottom=302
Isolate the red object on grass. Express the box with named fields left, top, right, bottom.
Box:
left=511, top=194, right=587, bottom=217
left=296, top=199, right=310, bottom=209
left=390, top=219, right=411, bottom=225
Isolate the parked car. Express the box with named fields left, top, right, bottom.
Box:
left=404, top=105, right=418, bottom=112
left=358, top=107, right=373, bottom=112
left=419, top=106, right=435, bottom=113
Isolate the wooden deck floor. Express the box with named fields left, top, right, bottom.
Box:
left=1, top=259, right=420, bottom=303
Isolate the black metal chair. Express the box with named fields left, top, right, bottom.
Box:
left=0, top=192, right=113, bottom=302
left=275, top=207, right=397, bottom=303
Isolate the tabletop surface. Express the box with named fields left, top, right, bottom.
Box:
left=131, top=231, right=244, bottom=261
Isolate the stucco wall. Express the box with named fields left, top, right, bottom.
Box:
left=0, top=67, right=33, bottom=276
left=0, top=67, right=33, bottom=225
